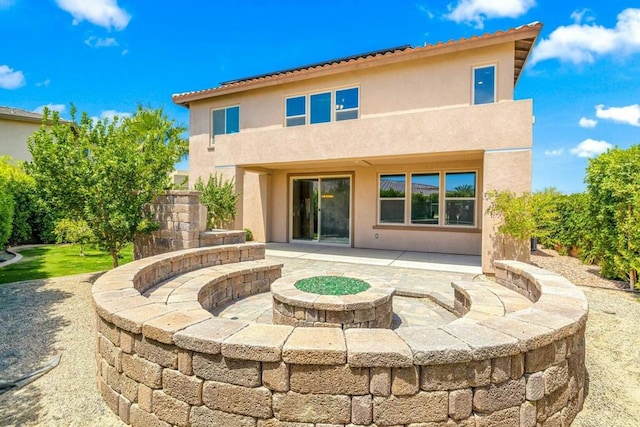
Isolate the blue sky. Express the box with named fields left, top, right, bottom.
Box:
left=1, top=0, right=638, bottom=194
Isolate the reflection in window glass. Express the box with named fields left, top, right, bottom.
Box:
left=411, top=173, right=439, bottom=225
left=379, top=174, right=406, bottom=223
left=212, top=106, right=239, bottom=139
left=212, top=109, right=225, bottom=136
left=286, top=96, right=306, bottom=127
left=445, top=172, right=476, bottom=197
left=380, top=175, right=405, bottom=197
left=474, top=65, right=495, bottom=105
left=226, top=106, right=239, bottom=133
left=445, top=172, right=476, bottom=226
left=310, top=92, right=331, bottom=124
left=335, top=87, right=359, bottom=121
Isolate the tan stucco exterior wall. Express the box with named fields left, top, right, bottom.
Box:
left=481, top=149, right=533, bottom=271
left=0, top=119, right=39, bottom=162
left=183, top=40, right=533, bottom=272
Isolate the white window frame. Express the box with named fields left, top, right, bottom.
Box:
left=211, top=105, right=240, bottom=145
left=376, top=170, right=478, bottom=228
left=444, top=171, right=477, bottom=227
left=409, top=172, right=441, bottom=226
left=284, top=86, right=360, bottom=127
left=378, top=173, right=406, bottom=224
left=335, top=87, right=360, bottom=121
left=472, top=64, right=497, bottom=105
left=285, top=95, right=306, bottom=127
left=309, top=90, right=332, bottom=125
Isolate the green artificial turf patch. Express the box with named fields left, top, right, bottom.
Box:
left=294, top=275, right=370, bottom=295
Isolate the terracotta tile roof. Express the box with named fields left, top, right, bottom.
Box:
left=172, top=22, right=542, bottom=107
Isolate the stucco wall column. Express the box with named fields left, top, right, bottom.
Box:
left=482, top=149, right=532, bottom=273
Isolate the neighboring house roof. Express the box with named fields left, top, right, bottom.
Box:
left=173, top=22, right=542, bottom=107
left=0, top=106, right=46, bottom=124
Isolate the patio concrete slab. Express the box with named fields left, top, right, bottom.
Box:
left=265, top=243, right=482, bottom=275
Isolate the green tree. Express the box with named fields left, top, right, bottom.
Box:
left=485, top=189, right=558, bottom=258
left=54, top=218, right=95, bottom=256
left=0, top=177, right=15, bottom=249
left=194, top=173, right=240, bottom=229
left=28, top=106, right=188, bottom=267
left=0, top=156, right=52, bottom=245
left=585, top=145, right=640, bottom=287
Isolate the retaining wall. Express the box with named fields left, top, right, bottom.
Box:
left=93, top=245, right=588, bottom=426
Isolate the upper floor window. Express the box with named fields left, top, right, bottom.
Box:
left=335, top=87, right=359, bottom=121
left=212, top=106, right=239, bottom=140
left=285, top=87, right=359, bottom=127
left=473, top=65, right=495, bottom=105
left=286, top=96, right=306, bottom=127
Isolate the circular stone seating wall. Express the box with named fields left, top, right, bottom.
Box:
left=93, top=245, right=588, bottom=427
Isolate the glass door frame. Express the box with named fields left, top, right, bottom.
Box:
left=289, top=173, right=353, bottom=246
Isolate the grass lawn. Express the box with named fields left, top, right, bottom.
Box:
left=0, top=244, right=133, bottom=284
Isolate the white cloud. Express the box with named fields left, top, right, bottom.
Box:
left=84, top=36, right=119, bottom=48
left=444, top=0, right=536, bottom=29
left=55, top=0, right=130, bottom=30
left=0, top=0, right=16, bottom=9
left=544, top=148, right=564, bottom=157
left=579, top=117, right=597, bottom=128
left=36, top=78, right=51, bottom=87
left=595, top=104, right=640, bottom=127
left=570, top=139, right=613, bottom=158
left=34, top=104, right=66, bottom=114
left=570, top=9, right=595, bottom=25
left=0, top=65, right=25, bottom=89
left=531, top=8, right=640, bottom=65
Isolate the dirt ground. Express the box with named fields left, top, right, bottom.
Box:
left=0, top=249, right=638, bottom=426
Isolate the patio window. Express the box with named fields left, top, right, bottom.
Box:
left=212, top=105, right=239, bottom=142
left=379, top=174, right=406, bottom=224
left=473, top=65, right=496, bottom=105
left=444, top=172, right=476, bottom=226
left=411, top=173, right=440, bottom=225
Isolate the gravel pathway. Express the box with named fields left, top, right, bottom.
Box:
left=0, top=249, right=638, bottom=426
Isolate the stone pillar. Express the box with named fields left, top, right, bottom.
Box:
left=134, top=190, right=206, bottom=259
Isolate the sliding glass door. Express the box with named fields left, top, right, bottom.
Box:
left=291, top=176, right=351, bottom=244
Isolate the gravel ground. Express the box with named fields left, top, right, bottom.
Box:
left=531, top=248, right=640, bottom=427
left=0, top=249, right=638, bottom=426
left=0, top=273, right=125, bottom=427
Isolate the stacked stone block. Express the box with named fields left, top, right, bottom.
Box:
left=134, top=191, right=206, bottom=260
left=271, top=273, right=395, bottom=329
left=94, top=245, right=588, bottom=426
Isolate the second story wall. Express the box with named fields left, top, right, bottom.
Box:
left=188, top=42, right=517, bottom=176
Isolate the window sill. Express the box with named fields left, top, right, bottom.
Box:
left=372, top=224, right=481, bottom=233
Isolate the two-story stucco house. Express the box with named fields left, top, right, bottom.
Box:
left=172, top=22, right=542, bottom=273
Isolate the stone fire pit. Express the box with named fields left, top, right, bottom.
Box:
left=271, top=272, right=395, bottom=329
